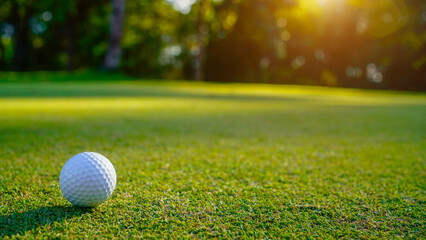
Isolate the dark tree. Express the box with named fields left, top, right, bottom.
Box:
left=103, top=0, right=126, bottom=70
left=11, top=1, right=33, bottom=71
left=195, top=0, right=209, bottom=81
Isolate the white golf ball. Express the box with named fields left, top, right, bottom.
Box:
left=59, top=152, right=116, bottom=207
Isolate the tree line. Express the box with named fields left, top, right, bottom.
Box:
left=0, top=0, right=424, bottom=90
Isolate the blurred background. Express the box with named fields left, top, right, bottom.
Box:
left=0, top=0, right=425, bottom=90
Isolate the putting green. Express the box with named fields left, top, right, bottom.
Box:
left=1, top=78, right=425, bottom=238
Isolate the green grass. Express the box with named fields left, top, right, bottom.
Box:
left=1, top=72, right=425, bottom=238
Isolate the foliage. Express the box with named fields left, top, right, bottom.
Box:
left=0, top=0, right=425, bottom=90
left=205, top=0, right=425, bottom=89
left=120, top=0, right=181, bottom=78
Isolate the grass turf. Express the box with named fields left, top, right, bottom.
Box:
left=0, top=72, right=425, bottom=238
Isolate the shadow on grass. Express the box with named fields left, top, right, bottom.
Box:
left=0, top=205, right=92, bottom=238
left=0, top=82, right=307, bottom=102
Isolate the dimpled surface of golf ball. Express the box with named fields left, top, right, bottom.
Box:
left=59, top=152, right=116, bottom=207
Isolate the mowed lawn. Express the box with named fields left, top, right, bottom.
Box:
left=0, top=73, right=425, bottom=238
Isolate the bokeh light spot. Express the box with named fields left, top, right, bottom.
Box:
left=381, top=12, right=393, bottom=23
left=260, top=57, right=270, bottom=69
left=372, top=72, right=383, bottom=83
left=366, top=63, right=384, bottom=83
left=277, top=18, right=287, bottom=28
left=345, top=66, right=363, bottom=78
left=42, top=11, right=53, bottom=22
left=356, top=21, right=367, bottom=33
left=167, top=0, right=196, bottom=14
left=281, top=31, right=291, bottom=41
left=223, top=12, right=238, bottom=31
left=1, top=34, right=12, bottom=45
left=314, top=49, right=325, bottom=61
left=291, top=56, right=305, bottom=69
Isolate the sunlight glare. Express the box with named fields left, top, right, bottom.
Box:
left=167, top=0, right=196, bottom=14
left=317, top=0, right=326, bottom=7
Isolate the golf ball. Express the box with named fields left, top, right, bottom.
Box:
left=59, top=152, right=116, bottom=207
